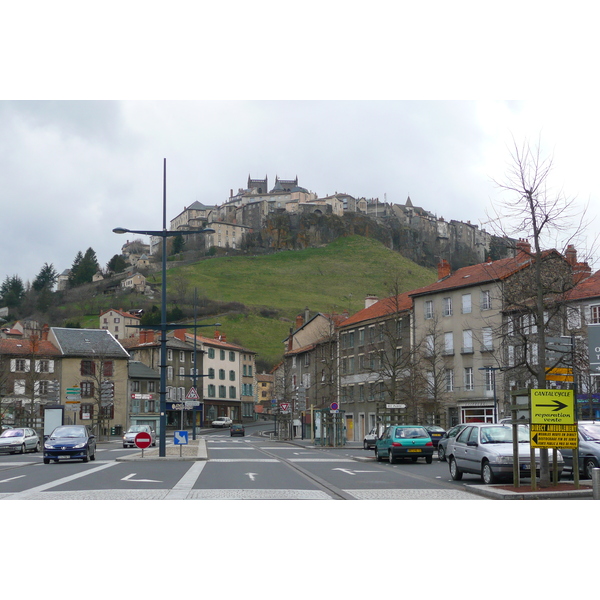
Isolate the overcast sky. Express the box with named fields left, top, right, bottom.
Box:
left=1, top=99, right=598, bottom=286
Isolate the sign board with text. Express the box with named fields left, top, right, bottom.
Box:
left=530, top=389, right=576, bottom=448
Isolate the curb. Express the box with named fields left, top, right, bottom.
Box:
left=115, top=439, right=208, bottom=462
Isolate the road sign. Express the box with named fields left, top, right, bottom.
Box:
left=545, top=367, right=574, bottom=382
left=386, top=404, right=406, bottom=409
left=588, top=324, right=600, bottom=374
left=134, top=432, right=152, bottom=449
left=531, top=389, right=575, bottom=425
left=174, top=431, right=188, bottom=445
left=185, top=401, right=200, bottom=409
left=330, top=402, right=339, bottom=411
left=530, top=423, right=578, bottom=448
left=186, top=387, right=200, bottom=400
left=280, top=403, right=290, bottom=413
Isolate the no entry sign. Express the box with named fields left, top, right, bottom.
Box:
left=134, top=432, right=152, bottom=449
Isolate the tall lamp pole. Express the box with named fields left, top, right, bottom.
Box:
left=113, top=159, right=214, bottom=457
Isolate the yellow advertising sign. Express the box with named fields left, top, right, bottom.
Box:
left=530, top=423, right=578, bottom=448
left=531, top=389, right=575, bottom=425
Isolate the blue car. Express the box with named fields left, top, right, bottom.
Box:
left=375, top=425, right=434, bottom=464
left=44, top=425, right=97, bottom=464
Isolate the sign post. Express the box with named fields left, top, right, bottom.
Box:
left=530, top=388, right=578, bottom=488
left=134, top=431, right=153, bottom=458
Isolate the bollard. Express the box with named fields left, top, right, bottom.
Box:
left=593, top=468, right=600, bottom=500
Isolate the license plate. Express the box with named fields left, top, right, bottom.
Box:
left=408, top=449, right=422, bottom=453
left=59, top=455, right=71, bottom=459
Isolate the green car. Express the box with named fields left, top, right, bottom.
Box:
left=375, top=425, right=434, bottom=464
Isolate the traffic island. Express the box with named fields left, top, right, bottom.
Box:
left=464, top=480, right=594, bottom=500
left=115, top=438, right=208, bottom=461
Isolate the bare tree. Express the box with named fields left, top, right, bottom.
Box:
left=489, top=137, right=594, bottom=486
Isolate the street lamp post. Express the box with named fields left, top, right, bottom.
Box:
left=113, top=159, right=214, bottom=457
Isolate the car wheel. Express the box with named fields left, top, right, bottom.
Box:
left=34, top=442, right=40, bottom=453
left=90, top=448, right=96, bottom=461
left=449, top=456, right=463, bottom=480
left=43, top=458, right=50, bottom=464
left=584, top=457, right=597, bottom=479
left=375, top=448, right=384, bottom=462
left=438, top=445, right=446, bottom=461
left=388, top=451, right=396, bottom=464
left=363, top=440, right=369, bottom=450
left=20, top=443, right=26, bottom=454
left=426, top=455, right=433, bottom=464
left=482, top=460, right=496, bottom=484
left=83, top=450, right=89, bottom=463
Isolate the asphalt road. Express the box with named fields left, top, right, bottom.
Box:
left=0, top=425, right=487, bottom=500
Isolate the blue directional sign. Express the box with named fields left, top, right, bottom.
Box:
left=174, top=430, right=189, bottom=445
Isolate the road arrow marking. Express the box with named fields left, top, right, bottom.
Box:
left=0, top=475, right=27, bottom=483
left=245, top=473, right=257, bottom=481
left=122, top=473, right=162, bottom=483
left=333, top=468, right=356, bottom=475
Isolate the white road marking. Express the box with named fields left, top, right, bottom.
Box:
left=121, top=473, right=162, bottom=483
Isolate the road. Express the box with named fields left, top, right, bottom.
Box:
left=0, top=424, right=486, bottom=500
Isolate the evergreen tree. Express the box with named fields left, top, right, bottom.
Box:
left=68, top=248, right=99, bottom=286
left=106, top=254, right=127, bottom=274
left=32, top=263, right=58, bottom=292
left=0, top=275, right=25, bottom=308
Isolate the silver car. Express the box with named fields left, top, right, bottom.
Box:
left=0, top=427, right=40, bottom=454
left=558, top=421, right=600, bottom=479
left=122, top=425, right=156, bottom=448
left=446, top=423, right=564, bottom=484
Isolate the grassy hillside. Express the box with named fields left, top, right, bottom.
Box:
left=164, top=235, right=437, bottom=367
left=63, top=236, right=436, bottom=369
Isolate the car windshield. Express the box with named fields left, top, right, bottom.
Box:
left=396, top=427, right=428, bottom=438
left=52, top=427, right=85, bottom=438
left=427, top=426, right=445, bottom=432
left=128, top=426, right=147, bottom=433
left=480, top=425, right=529, bottom=443
left=1, top=429, right=24, bottom=438
left=580, top=424, right=600, bottom=441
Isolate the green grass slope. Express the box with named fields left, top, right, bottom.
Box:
left=167, top=235, right=437, bottom=367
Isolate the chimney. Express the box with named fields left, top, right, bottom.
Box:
left=295, top=314, right=304, bottom=329
left=288, top=327, right=293, bottom=352
left=41, top=324, right=49, bottom=341
left=365, top=295, right=379, bottom=308
left=573, top=261, right=592, bottom=284
left=437, top=259, right=452, bottom=280
left=214, top=330, right=226, bottom=342
left=174, top=329, right=186, bottom=342
left=304, top=307, right=310, bottom=323
left=565, top=244, right=577, bottom=266
left=516, top=238, right=531, bottom=254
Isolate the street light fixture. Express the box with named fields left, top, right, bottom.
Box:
left=113, top=158, right=214, bottom=457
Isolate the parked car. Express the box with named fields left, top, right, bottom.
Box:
left=363, top=426, right=384, bottom=450
left=230, top=423, right=245, bottom=437
left=446, top=423, right=564, bottom=484
left=375, top=425, right=434, bottom=464
left=0, top=427, right=40, bottom=454
left=558, top=421, right=600, bottom=479
left=211, top=417, right=233, bottom=428
left=122, top=424, right=157, bottom=448
left=43, top=425, right=97, bottom=464
left=437, top=424, right=467, bottom=461
left=423, top=425, right=446, bottom=448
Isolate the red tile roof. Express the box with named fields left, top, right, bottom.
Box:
left=565, top=269, right=600, bottom=301
left=409, top=250, right=560, bottom=298
left=0, top=339, right=61, bottom=356
left=342, top=293, right=412, bottom=327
